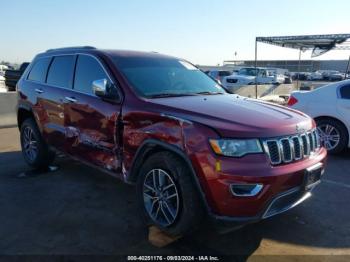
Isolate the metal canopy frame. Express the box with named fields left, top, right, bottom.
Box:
left=256, top=34, right=350, bottom=51
left=254, top=34, right=350, bottom=98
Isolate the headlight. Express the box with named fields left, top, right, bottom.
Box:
left=209, top=139, right=263, bottom=157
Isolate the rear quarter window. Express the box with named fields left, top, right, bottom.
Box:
left=340, top=84, right=350, bottom=99
left=27, top=57, right=51, bottom=82
left=47, top=56, right=75, bottom=88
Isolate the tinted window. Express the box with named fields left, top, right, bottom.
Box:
left=47, top=56, right=75, bottom=88
left=27, top=58, right=51, bottom=82
left=340, top=84, right=350, bottom=99
left=112, top=57, right=225, bottom=97
left=74, top=55, right=108, bottom=94
left=218, top=71, right=231, bottom=77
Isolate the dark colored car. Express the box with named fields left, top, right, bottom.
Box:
left=5, top=62, right=30, bottom=91
left=206, top=70, right=232, bottom=84
left=17, top=47, right=327, bottom=235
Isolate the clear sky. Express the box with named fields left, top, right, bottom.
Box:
left=1, top=0, right=350, bottom=65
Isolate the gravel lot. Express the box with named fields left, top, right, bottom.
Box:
left=0, top=127, right=349, bottom=260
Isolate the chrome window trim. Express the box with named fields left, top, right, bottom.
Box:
left=24, top=52, right=123, bottom=102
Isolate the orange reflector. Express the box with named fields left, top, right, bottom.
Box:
left=215, top=160, right=222, bottom=172
left=209, top=139, right=222, bottom=154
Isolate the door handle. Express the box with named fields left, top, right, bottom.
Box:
left=35, top=88, right=44, bottom=94
left=65, top=96, right=77, bottom=103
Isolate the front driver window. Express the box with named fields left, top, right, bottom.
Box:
left=74, top=55, right=109, bottom=94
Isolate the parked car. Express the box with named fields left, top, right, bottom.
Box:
left=206, top=70, right=232, bottom=84
left=291, top=72, right=310, bottom=81
left=329, top=72, right=345, bottom=81
left=268, top=68, right=293, bottom=84
left=17, top=47, right=326, bottom=235
left=223, top=67, right=285, bottom=93
left=0, top=64, right=9, bottom=77
left=4, top=62, right=30, bottom=91
left=287, top=80, right=350, bottom=154
left=321, top=70, right=339, bottom=81
left=307, top=71, right=324, bottom=81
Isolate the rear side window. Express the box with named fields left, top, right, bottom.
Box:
left=47, top=56, right=75, bottom=88
left=74, top=55, right=108, bottom=94
left=340, top=84, right=350, bottom=99
left=27, top=58, right=51, bottom=82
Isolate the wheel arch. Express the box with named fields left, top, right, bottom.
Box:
left=17, top=106, right=35, bottom=129
left=126, top=139, right=210, bottom=212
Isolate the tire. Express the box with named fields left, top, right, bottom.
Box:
left=316, top=118, right=348, bottom=154
left=20, top=118, right=55, bottom=169
left=136, top=151, right=204, bottom=236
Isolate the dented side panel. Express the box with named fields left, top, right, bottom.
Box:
left=64, top=91, right=121, bottom=174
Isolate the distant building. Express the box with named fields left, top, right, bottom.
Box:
left=221, top=60, right=350, bottom=73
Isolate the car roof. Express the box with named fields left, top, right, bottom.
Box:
left=35, top=46, right=179, bottom=61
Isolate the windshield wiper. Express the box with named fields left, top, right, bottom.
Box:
left=193, top=91, right=225, bottom=95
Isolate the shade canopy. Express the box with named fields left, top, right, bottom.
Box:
left=256, top=34, right=350, bottom=57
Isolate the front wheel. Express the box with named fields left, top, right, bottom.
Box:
left=136, top=152, right=204, bottom=236
left=316, top=118, right=348, bottom=154
left=20, top=118, right=55, bottom=169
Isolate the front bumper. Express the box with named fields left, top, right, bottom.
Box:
left=209, top=183, right=318, bottom=233
left=191, top=146, right=327, bottom=225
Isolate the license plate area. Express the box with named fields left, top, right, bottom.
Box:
left=304, top=163, right=323, bottom=190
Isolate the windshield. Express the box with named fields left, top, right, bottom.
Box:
left=112, top=56, right=225, bottom=98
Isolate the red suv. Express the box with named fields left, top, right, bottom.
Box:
left=17, top=47, right=327, bottom=235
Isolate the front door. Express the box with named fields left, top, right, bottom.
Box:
left=64, top=54, right=122, bottom=173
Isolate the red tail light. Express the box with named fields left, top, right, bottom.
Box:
left=287, top=96, right=298, bottom=106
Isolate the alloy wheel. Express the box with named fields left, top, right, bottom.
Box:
left=317, top=124, right=340, bottom=151
left=22, top=126, right=38, bottom=162
left=143, top=169, right=180, bottom=227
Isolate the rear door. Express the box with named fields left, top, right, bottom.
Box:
left=64, top=54, right=122, bottom=173
left=34, top=55, right=75, bottom=151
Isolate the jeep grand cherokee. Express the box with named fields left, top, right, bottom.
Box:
left=17, top=46, right=327, bottom=235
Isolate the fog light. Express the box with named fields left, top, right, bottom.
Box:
left=230, top=184, right=263, bottom=197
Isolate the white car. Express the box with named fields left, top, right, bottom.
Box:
left=223, top=67, right=285, bottom=93
left=287, top=80, right=350, bottom=153
left=307, top=71, right=324, bottom=81
left=0, top=64, right=9, bottom=77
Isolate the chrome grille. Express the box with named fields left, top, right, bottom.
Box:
left=263, top=129, right=320, bottom=165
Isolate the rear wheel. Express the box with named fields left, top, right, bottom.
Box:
left=136, top=152, right=204, bottom=236
left=20, top=118, right=55, bottom=169
left=316, top=118, right=348, bottom=154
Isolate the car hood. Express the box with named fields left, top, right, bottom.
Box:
left=148, top=94, right=313, bottom=138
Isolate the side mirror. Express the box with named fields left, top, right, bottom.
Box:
left=92, top=79, right=120, bottom=101
left=92, top=79, right=109, bottom=97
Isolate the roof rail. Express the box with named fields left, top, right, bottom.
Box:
left=46, top=46, right=96, bottom=52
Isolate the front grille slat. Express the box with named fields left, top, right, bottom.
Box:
left=263, top=129, right=319, bottom=166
